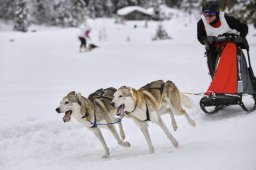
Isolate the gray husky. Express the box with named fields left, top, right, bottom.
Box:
left=56, top=88, right=130, bottom=158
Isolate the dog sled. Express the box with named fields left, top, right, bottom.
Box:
left=200, top=34, right=256, bottom=114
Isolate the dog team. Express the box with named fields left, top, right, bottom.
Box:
left=55, top=80, right=195, bottom=158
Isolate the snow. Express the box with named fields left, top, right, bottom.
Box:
left=1, top=14, right=256, bottom=170
left=117, top=6, right=153, bottom=16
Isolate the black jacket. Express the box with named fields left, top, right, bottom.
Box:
left=197, top=14, right=248, bottom=45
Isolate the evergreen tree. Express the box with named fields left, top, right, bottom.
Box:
left=165, top=0, right=182, bottom=8
left=152, top=24, right=171, bottom=40
left=224, top=0, right=256, bottom=27
left=111, top=0, right=119, bottom=13
left=104, top=0, right=114, bottom=17
left=219, top=0, right=238, bottom=11
left=14, top=0, right=28, bottom=32
left=70, top=0, right=87, bottom=26
left=2, top=0, right=256, bottom=28
left=0, top=0, right=16, bottom=22
left=51, top=1, right=71, bottom=27
left=88, top=0, right=105, bottom=18
left=243, top=1, right=256, bottom=27
left=151, top=0, right=163, bottom=20
left=136, top=0, right=146, bottom=6
left=32, top=0, right=47, bottom=24
left=180, top=0, right=199, bottom=15
left=116, top=0, right=129, bottom=9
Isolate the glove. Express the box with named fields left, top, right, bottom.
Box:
left=232, top=35, right=243, bottom=44
left=205, top=36, right=216, bottom=44
left=205, top=42, right=210, bottom=53
left=234, top=36, right=249, bottom=49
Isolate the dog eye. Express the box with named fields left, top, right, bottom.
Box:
left=64, top=101, right=69, bottom=104
left=119, top=95, right=123, bottom=98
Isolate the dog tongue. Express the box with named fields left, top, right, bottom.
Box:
left=63, top=111, right=72, bottom=122
left=117, top=105, right=125, bottom=118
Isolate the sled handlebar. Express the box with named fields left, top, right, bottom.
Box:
left=205, top=34, right=249, bottom=50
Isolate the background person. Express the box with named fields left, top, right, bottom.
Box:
left=78, top=23, right=91, bottom=52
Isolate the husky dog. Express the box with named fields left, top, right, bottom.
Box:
left=88, top=43, right=99, bottom=51
left=110, top=80, right=195, bottom=153
left=55, top=88, right=130, bottom=158
left=84, top=43, right=99, bottom=52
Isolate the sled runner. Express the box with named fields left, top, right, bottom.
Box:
left=200, top=34, right=256, bottom=114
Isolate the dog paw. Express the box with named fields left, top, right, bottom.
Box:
left=190, top=120, right=196, bottom=127
left=173, top=141, right=179, bottom=148
left=101, top=148, right=110, bottom=158
left=124, top=141, right=131, bottom=147
left=120, top=134, right=125, bottom=140
left=173, top=125, right=177, bottom=131
left=120, top=141, right=131, bottom=147
left=101, top=154, right=110, bottom=159
left=149, top=148, right=154, bottom=154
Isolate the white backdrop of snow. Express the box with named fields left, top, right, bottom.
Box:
left=1, top=13, right=256, bottom=170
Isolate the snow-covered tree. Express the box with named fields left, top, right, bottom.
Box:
left=180, top=0, right=199, bottom=15
left=152, top=24, right=171, bottom=40
left=88, top=0, right=105, bottom=18
left=31, top=0, right=47, bottom=24
left=104, top=0, right=114, bottom=17
left=70, top=0, right=87, bottom=26
left=51, top=1, right=71, bottom=27
left=136, top=0, right=146, bottom=6
left=165, top=0, right=182, bottom=8
left=116, top=0, right=129, bottom=9
left=223, top=0, right=256, bottom=27
left=0, top=0, right=16, bottom=22
left=147, top=0, right=161, bottom=20
left=243, top=1, right=256, bottom=27
left=14, top=0, right=28, bottom=32
left=1, top=0, right=256, bottom=28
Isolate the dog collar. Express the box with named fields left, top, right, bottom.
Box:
left=125, top=102, right=137, bottom=115
left=90, top=112, right=97, bottom=128
left=81, top=112, right=97, bottom=128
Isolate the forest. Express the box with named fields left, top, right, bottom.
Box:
left=0, top=0, right=255, bottom=32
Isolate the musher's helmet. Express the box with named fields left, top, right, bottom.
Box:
left=202, top=0, right=220, bottom=13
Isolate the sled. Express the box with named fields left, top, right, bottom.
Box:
left=200, top=34, right=256, bottom=114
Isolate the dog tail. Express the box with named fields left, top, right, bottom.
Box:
left=180, top=93, right=193, bottom=109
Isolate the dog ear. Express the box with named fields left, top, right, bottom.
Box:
left=68, top=91, right=76, bottom=96
left=128, top=87, right=135, bottom=97
left=75, top=92, right=86, bottom=114
left=76, top=92, right=82, bottom=98
left=75, top=92, right=83, bottom=105
left=128, top=87, right=133, bottom=92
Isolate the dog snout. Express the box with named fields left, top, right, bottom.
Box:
left=110, top=102, right=115, bottom=108
left=56, top=107, right=61, bottom=113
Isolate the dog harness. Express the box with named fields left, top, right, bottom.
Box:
left=80, top=109, right=97, bottom=128
left=124, top=82, right=166, bottom=122
left=125, top=102, right=150, bottom=122
left=141, top=81, right=165, bottom=121
left=82, top=111, right=122, bottom=128
left=153, top=82, right=165, bottom=95
left=144, top=104, right=150, bottom=122
left=81, top=103, right=121, bottom=128
left=90, top=113, right=98, bottom=128
left=143, top=82, right=165, bottom=95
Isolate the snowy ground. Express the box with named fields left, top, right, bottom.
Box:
left=1, top=16, right=256, bottom=170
